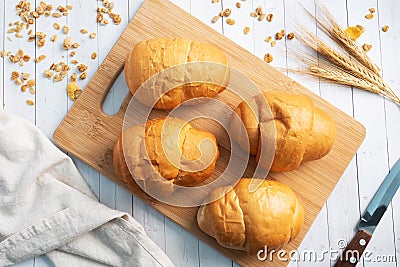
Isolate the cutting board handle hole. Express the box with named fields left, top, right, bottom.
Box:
left=102, top=71, right=130, bottom=116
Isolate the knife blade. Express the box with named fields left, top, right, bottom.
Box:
left=335, top=158, right=400, bottom=267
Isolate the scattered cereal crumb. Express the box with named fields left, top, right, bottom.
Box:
left=63, top=38, right=72, bottom=50
left=275, top=30, right=285, bottom=40
left=63, top=25, right=70, bottom=34
left=264, top=53, right=273, bottom=63
left=90, top=33, right=96, bottom=39
left=256, top=6, right=263, bottom=15
left=362, top=43, right=372, bottom=52
left=77, top=63, right=88, bottom=72
left=26, top=79, right=35, bottom=88
left=265, top=36, right=272, bottom=43
left=67, top=82, right=81, bottom=101
left=369, top=7, right=375, bottom=14
left=221, top=9, right=232, bottom=17
left=15, top=77, right=23, bottom=85
left=365, top=13, right=374, bottom=20
left=44, top=70, right=53, bottom=79
left=271, top=40, right=276, bottom=47
left=226, top=18, right=235, bottom=25
left=50, top=34, right=57, bottom=42
left=382, top=25, right=389, bottom=32
left=21, top=72, right=30, bottom=80
left=54, top=23, right=60, bottom=30
left=79, top=72, right=87, bottom=80
left=26, top=100, right=35, bottom=106
left=345, top=26, right=362, bottom=40
left=80, top=28, right=88, bottom=34
left=11, top=71, right=19, bottom=81
left=243, top=26, right=250, bottom=35
left=53, top=12, right=62, bottom=18
left=287, top=32, right=295, bottom=40
left=266, top=14, right=273, bottom=22
left=356, top=24, right=366, bottom=33
left=236, top=2, right=241, bottom=8
left=70, top=73, right=77, bottom=82
left=91, top=52, right=97, bottom=60
left=211, top=16, right=219, bottom=23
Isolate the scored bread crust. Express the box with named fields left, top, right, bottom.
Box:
left=197, top=178, right=304, bottom=255
left=124, top=38, right=230, bottom=109
left=231, top=92, right=337, bottom=172
left=113, top=117, right=220, bottom=196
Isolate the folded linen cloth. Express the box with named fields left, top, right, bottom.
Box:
left=0, top=110, right=174, bottom=267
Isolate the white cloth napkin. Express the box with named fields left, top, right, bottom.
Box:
left=0, top=110, right=174, bottom=267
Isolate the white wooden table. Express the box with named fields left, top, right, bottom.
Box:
left=2, top=0, right=400, bottom=266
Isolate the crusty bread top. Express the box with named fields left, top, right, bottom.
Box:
left=113, top=117, right=220, bottom=197
left=124, top=38, right=229, bottom=109
left=231, top=92, right=336, bottom=172
left=197, top=178, right=304, bottom=255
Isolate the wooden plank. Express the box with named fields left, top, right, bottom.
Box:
left=377, top=0, right=400, bottom=265
left=165, top=217, right=200, bottom=266
left=163, top=1, right=201, bottom=265
left=346, top=0, right=396, bottom=266
left=96, top=0, right=130, bottom=214
left=0, top=0, right=4, bottom=109
left=190, top=1, right=232, bottom=266
left=3, top=1, right=36, bottom=122
left=67, top=0, right=102, bottom=201
left=35, top=0, right=68, bottom=139
left=3, top=1, right=35, bottom=266
left=315, top=1, right=362, bottom=266
left=222, top=0, right=254, bottom=53
left=126, top=0, right=166, bottom=251
left=53, top=0, right=365, bottom=265
left=283, top=0, right=331, bottom=265
left=125, top=0, right=168, bottom=254
left=33, top=0, right=68, bottom=266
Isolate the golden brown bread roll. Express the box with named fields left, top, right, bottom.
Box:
left=113, top=117, right=220, bottom=196
left=197, top=178, right=304, bottom=255
left=124, top=38, right=229, bottom=109
left=230, top=92, right=336, bottom=172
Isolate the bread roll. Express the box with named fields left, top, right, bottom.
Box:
left=197, top=178, right=304, bottom=255
left=113, top=117, right=220, bottom=197
left=124, top=38, right=229, bottom=109
left=231, top=92, right=336, bottom=172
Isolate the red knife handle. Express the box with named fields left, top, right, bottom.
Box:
left=334, top=230, right=372, bottom=267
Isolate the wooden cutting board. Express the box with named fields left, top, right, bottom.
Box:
left=54, top=0, right=366, bottom=265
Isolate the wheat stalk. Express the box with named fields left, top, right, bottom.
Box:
left=298, top=30, right=392, bottom=93
left=304, top=66, right=400, bottom=104
left=305, top=2, right=381, bottom=75
left=288, top=50, right=400, bottom=103
left=295, top=24, right=400, bottom=104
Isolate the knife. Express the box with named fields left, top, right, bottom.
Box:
left=335, top=158, right=400, bottom=267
